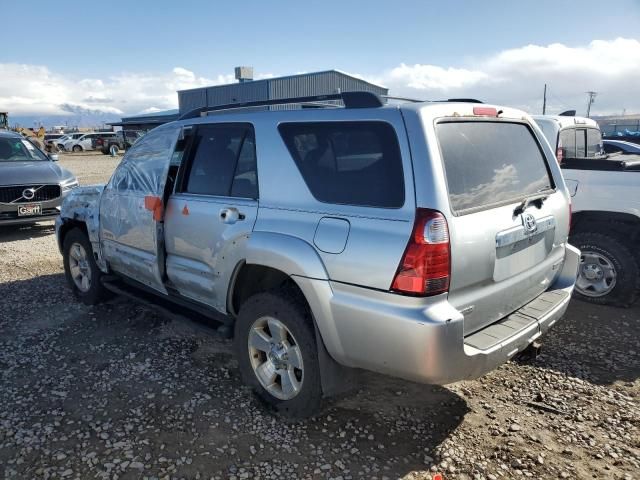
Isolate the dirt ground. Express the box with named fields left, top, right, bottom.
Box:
left=0, top=152, right=638, bottom=480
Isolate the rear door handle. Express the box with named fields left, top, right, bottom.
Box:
left=219, top=207, right=245, bottom=224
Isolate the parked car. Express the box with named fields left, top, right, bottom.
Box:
left=0, top=130, right=78, bottom=226
left=64, top=132, right=116, bottom=152
left=44, top=133, right=65, bottom=145
left=56, top=133, right=84, bottom=150
left=534, top=115, right=640, bottom=307
left=56, top=93, right=579, bottom=418
left=93, top=130, right=144, bottom=154
left=603, top=139, right=640, bottom=154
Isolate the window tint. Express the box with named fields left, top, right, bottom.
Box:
left=575, top=129, right=586, bottom=157
left=184, top=124, right=257, bottom=198
left=586, top=128, right=602, bottom=157
left=559, top=129, right=576, bottom=158
left=278, top=121, right=404, bottom=208
left=436, top=121, right=554, bottom=213
left=603, top=143, right=622, bottom=154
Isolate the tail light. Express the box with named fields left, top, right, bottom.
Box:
left=391, top=209, right=451, bottom=296
left=556, top=140, right=564, bottom=164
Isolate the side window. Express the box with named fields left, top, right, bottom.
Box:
left=278, top=121, right=405, bottom=208
left=603, top=144, right=621, bottom=154
left=230, top=132, right=258, bottom=198
left=183, top=124, right=256, bottom=198
left=575, top=129, right=586, bottom=157
left=559, top=129, right=576, bottom=158
left=111, top=126, right=180, bottom=194
left=586, top=128, right=602, bottom=157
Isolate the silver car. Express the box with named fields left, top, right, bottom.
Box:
left=56, top=93, right=579, bottom=418
left=0, top=130, right=78, bottom=226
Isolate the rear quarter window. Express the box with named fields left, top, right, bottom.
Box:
left=436, top=121, right=554, bottom=213
left=278, top=121, right=404, bottom=208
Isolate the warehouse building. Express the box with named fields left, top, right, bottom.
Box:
left=108, top=109, right=180, bottom=131
left=110, top=68, right=388, bottom=131
left=178, top=68, right=388, bottom=115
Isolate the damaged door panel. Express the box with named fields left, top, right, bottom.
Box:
left=99, top=125, right=181, bottom=293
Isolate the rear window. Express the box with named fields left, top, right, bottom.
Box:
left=279, top=121, right=404, bottom=208
left=436, top=121, right=554, bottom=213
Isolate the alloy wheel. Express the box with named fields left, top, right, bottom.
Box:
left=247, top=316, right=304, bottom=400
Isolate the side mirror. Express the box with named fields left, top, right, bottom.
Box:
left=49, top=153, right=59, bottom=162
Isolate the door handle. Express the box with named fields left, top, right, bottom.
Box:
left=220, top=207, right=245, bottom=224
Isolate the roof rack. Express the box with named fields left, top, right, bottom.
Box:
left=179, top=91, right=384, bottom=120
left=383, top=95, right=425, bottom=103
left=440, top=98, right=483, bottom=104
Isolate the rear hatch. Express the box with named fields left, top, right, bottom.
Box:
left=433, top=116, right=568, bottom=335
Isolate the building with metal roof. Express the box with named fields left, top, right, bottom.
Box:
left=178, top=69, right=388, bottom=115
left=109, top=69, right=388, bottom=131
left=108, top=109, right=180, bottom=131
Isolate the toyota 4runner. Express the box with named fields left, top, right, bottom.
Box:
left=56, top=93, right=579, bottom=418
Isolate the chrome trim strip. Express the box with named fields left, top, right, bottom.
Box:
left=495, top=215, right=555, bottom=248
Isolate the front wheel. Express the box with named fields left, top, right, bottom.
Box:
left=72, top=145, right=82, bottom=153
left=234, top=290, right=322, bottom=419
left=570, top=232, right=639, bottom=307
left=62, top=228, right=107, bottom=305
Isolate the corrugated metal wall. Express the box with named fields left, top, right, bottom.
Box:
left=178, top=89, right=207, bottom=114
left=269, top=71, right=387, bottom=100
left=205, top=80, right=269, bottom=107
left=177, top=71, right=388, bottom=115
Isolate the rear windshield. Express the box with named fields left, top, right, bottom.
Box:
left=436, top=121, right=554, bottom=213
left=559, top=127, right=602, bottom=158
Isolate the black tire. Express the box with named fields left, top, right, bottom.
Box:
left=62, top=228, right=107, bottom=305
left=570, top=232, right=639, bottom=307
left=101, top=147, right=109, bottom=155
left=72, top=145, right=82, bottom=153
left=234, top=289, right=322, bottom=419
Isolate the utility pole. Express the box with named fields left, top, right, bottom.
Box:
left=542, top=84, right=547, bottom=114
left=586, top=91, right=597, bottom=117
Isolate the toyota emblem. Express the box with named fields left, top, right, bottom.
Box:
left=22, top=188, right=36, bottom=200
left=522, top=213, right=537, bottom=233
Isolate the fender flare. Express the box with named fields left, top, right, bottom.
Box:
left=245, top=231, right=329, bottom=280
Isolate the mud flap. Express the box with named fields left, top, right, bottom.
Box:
left=314, top=323, right=359, bottom=398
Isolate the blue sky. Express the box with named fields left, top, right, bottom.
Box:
left=5, top=0, right=639, bottom=77
left=2, top=0, right=640, bottom=125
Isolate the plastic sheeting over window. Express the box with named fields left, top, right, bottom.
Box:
left=108, top=125, right=181, bottom=195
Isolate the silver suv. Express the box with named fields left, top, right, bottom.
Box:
left=56, top=93, right=579, bottom=418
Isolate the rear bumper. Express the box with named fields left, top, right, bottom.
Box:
left=296, top=243, right=580, bottom=385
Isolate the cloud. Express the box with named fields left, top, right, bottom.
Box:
left=1, top=37, right=638, bottom=125
left=0, top=64, right=220, bottom=118
left=378, top=37, right=640, bottom=115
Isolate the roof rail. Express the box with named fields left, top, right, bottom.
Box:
left=442, top=98, right=483, bottom=104
left=179, top=91, right=384, bottom=120
left=383, top=95, right=425, bottom=103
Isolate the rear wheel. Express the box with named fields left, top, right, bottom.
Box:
left=570, top=232, right=639, bottom=307
left=72, top=145, right=82, bottom=153
left=63, top=228, right=107, bottom=305
left=234, top=289, right=322, bottom=419
left=109, top=144, right=119, bottom=156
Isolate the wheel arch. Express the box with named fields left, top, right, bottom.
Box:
left=227, top=233, right=357, bottom=397
left=571, top=210, right=640, bottom=247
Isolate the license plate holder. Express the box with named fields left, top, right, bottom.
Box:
left=17, top=204, right=42, bottom=217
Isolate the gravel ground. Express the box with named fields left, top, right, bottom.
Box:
left=0, top=153, right=638, bottom=480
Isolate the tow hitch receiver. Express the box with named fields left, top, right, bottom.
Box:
left=517, top=340, right=543, bottom=361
